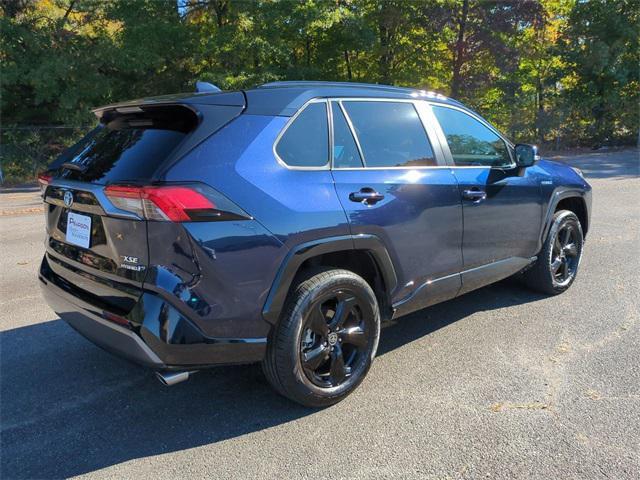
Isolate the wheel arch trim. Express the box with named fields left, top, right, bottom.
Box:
left=262, top=234, right=397, bottom=324
left=540, top=188, right=591, bottom=247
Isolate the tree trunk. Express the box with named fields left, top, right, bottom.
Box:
left=450, top=0, right=469, bottom=98
left=61, top=0, right=77, bottom=23
left=305, top=37, right=311, bottom=68
left=534, top=10, right=546, bottom=144
left=378, top=3, right=393, bottom=84
left=536, top=77, right=545, bottom=143
left=344, top=50, right=352, bottom=81
left=212, top=0, right=228, bottom=28
left=56, top=0, right=77, bottom=37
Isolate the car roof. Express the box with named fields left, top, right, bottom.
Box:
left=244, top=81, right=464, bottom=116
left=93, top=81, right=465, bottom=118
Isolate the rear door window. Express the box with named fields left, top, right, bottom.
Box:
left=341, top=101, right=436, bottom=168
left=276, top=102, right=329, bottom=167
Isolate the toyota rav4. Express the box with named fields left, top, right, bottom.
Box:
left=38, top=81, right=592, bottom=407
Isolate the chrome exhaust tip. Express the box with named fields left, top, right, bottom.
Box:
left=155, top=370, right=195, bottom=386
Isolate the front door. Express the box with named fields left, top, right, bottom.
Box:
left=330, top=100, right=463, bottom=314
left=430, top=104, right=543, bottom=293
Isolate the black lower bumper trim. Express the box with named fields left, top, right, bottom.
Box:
left=40, top=274, right=165, bottom=368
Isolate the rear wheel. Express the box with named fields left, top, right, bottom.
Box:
left=262, top=269, right=380, bottom=407
left=522, top=210, right=584, bottom=295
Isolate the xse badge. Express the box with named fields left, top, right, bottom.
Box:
left=120, top=255, right=146, bottom=272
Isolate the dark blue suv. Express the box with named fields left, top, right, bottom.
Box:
left=39, top=81, right=592, bottom=407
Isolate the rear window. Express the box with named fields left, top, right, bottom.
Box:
left=55, top=106, right=198, bottom=184
left=275, top=102, right=329, bottom=167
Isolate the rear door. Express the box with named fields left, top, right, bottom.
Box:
left=330, top=100, right=463, bottom=314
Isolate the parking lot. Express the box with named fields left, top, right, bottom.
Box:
left=1, top=149, right=638, bottom=479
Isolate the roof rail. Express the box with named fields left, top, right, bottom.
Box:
left=258, top=80, right=415, bottom=93
left=257, top=80, right=455, bottom=102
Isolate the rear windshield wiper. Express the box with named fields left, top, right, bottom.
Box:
left=61, top=162, right=88, bottom=173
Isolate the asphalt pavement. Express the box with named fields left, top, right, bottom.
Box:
left=1, top=149, right=638, bottom=479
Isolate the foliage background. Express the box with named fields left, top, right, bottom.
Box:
left=1, top=0, right=638, bottom=183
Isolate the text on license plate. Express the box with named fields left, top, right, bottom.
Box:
left=66, top=212, right=92, bottom=249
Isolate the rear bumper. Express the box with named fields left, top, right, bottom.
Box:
left=39, top=270, right=165, bottom=368
left=39, top=256, right=267, bottom=369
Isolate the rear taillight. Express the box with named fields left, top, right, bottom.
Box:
left=37, top=172, right=52, bottom=194
left=104, top=184, right=250, bottom=222
left=104, top=185, right=211, bottom=221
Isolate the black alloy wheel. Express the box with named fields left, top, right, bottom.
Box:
left=262, top=268, right=380, bottom=407
left=300, top=290, right=370, bottom=388
left=520, top=209, right=584, bottom=295
left=551, top=221, right=580, bottom=286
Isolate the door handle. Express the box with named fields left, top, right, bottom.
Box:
left=349, top=188, right=384, bottom=205
left=462, top=189, right=487, bottom=203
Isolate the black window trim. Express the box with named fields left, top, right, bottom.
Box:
left=428, top=103, right=516, bottom=170
left=273, top=98, right=331, bottom=170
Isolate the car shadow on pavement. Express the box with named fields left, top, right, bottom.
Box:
left=0, top=280, right=545, bottom=479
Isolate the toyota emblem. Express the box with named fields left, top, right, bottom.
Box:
left=63, top=191, right=74, bottom=208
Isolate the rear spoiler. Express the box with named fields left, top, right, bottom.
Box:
left=92, top=91, right=246, bottom=120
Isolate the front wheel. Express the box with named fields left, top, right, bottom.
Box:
left=262, top=269, right=380, bottom=407
left=522, top=210, right=584, bottom=295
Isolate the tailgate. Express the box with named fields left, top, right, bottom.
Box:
left=43, top=183, right=148, bottom=314
left=40, top=99, right=245, bottom=314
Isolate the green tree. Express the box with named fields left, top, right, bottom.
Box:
left=560, top=0, right=639, bottom=145
left=1, top=0, right=639, bottom=183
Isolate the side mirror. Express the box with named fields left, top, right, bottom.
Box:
left=514, top=144, right=540, bottom=167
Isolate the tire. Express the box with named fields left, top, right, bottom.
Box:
left=521, top=210, right=584, bottom=295
left=262, top=268, right=380, bottom=408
